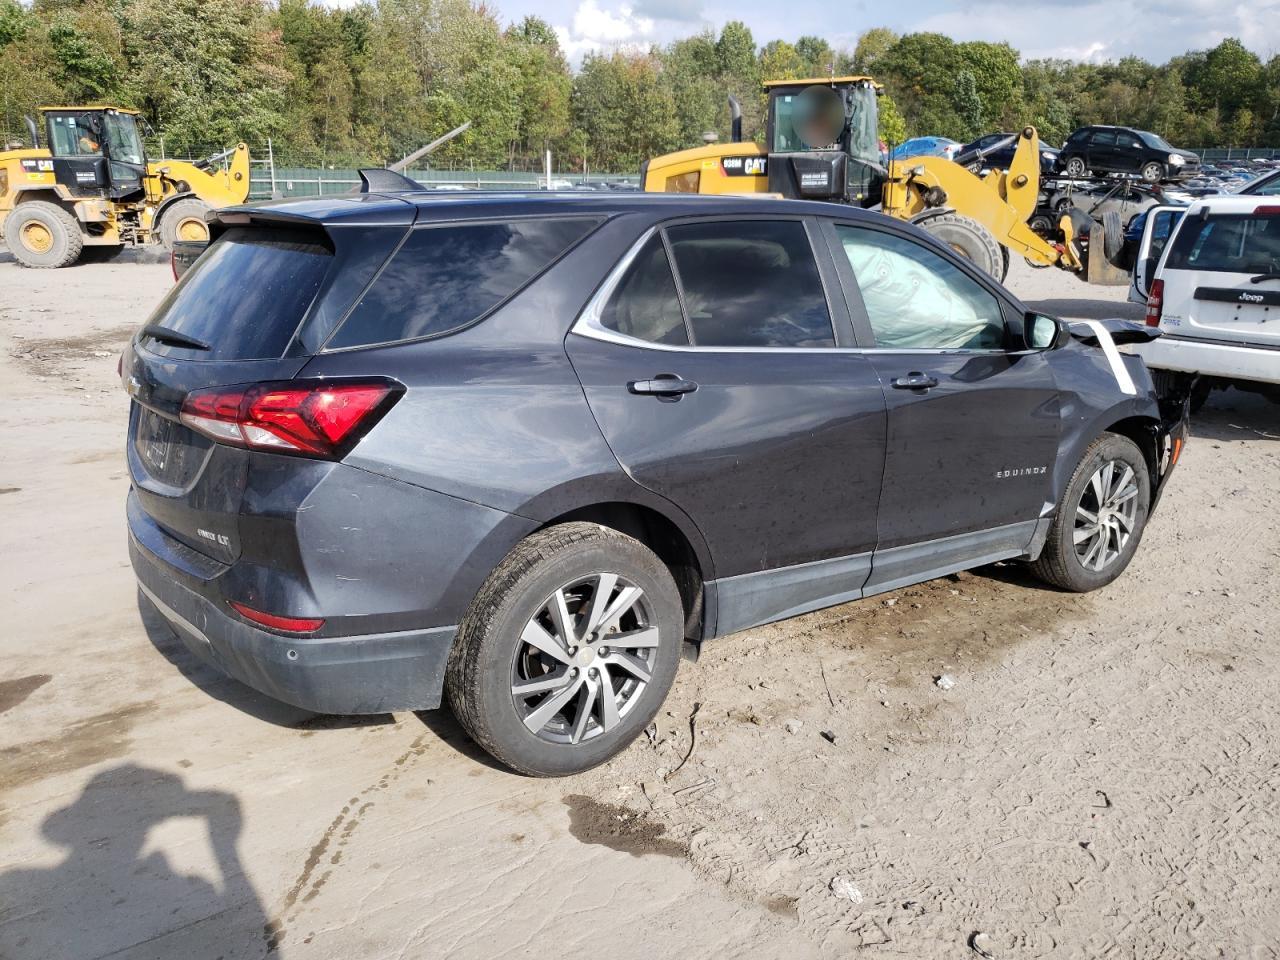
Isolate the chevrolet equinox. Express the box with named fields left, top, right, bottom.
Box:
left=124, top=188, right=1188, bottom=775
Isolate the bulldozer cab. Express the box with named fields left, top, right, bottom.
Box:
left=763, top=77, right=884, bottom=207
left=40, top=107, right=149, bottom=202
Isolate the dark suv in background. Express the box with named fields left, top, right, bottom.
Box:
left=1059, top=125, right=1200, bottom=182
left=124, top=189, right=1187, bottom=776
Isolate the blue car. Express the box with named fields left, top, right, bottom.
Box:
left=890, top=137, right=961, bottom=161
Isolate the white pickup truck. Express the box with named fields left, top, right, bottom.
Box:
left=1128, top=193, right=1280, bottom=410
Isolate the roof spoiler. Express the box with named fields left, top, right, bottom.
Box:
left=358, top=168, right=423, bottom=193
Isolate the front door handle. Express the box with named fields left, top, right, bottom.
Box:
left=891, top=372, right=939, bottom=390
left=628, top=374, right=699, bottom=400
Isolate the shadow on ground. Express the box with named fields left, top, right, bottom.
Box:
left=1188, top=388, right=1279, bottom=442
left=0, top=763, right=275, bottom=959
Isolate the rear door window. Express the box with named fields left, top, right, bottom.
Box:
left=599, top=234, right=689, bottom=345
left=664, top=220, right=834, bottom=348
left=1166, top=211, right=1280, bottom=274
left=143, top=226, right=332, bottom=360
left=327, top=218, right=597, bottom=349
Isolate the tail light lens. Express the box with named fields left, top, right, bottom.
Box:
left=1145, top=278, right=1164, bottom=327
left=181, top=379, right=401, bottom=459
left=229, top=601, right=324, bottom=634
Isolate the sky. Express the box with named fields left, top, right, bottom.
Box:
left=493, top=0, right=1279, bottom=66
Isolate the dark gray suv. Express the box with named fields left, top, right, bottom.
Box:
left=124, top=190, right=1188, bottom=775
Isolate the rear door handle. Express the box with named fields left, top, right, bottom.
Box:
left=891, top=372, right=939, bottom=390
left=628, top=375, right=699, bottom=399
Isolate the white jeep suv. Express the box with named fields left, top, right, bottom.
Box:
left=1129, top=194, right=1280, bottom=409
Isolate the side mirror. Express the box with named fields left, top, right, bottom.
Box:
left=1024, top=312, right=1063, bottom=350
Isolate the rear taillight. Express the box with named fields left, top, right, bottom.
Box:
left=229, top=601, right=324, bottom=634
left=1145, top=278, right=1164, bottom=327
left=1255, top=205, right=1280, bottom=216
left=181, top=379, right=401, bottom=459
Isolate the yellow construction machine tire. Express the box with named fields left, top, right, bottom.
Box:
left=158, top=197, right=213, bottom=250
left=4, top=200, right=84, bottom=269
left=916, top=212, right=1004, bottom=281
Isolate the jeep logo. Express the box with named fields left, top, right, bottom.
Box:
left=1240, top=292, right=1264, bottom=303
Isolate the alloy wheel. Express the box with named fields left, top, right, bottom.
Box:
left=1073, top=459, right=1139, bottom=572
left=511, top=573, right=659, bottom=745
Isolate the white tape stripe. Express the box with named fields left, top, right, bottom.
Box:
left=1083, top=320, right=1137, bottom=396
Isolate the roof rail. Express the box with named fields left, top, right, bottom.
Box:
left=358, top=168, right=423, bottom=193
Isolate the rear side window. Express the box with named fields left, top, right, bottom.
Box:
left=327, top=218, right=596, bottom=349
left=599, top=235, right=689, bottom=345
left=144, top=227, right=332, bottom=360
left=665, top=220, right=833, bottom=347
left=1165, top=212, right=1280, bottom=274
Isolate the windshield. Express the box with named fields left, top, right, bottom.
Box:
left=1165, top=211, right=1280, bottom=275
left=103, top=113, right=145, bottom=165
left=848, top=84, right=880, bottom=166
left=1139, top=131, right=1174, bottom=152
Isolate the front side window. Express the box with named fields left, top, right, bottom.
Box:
left=665, top=220, right=834, bottom=348
left=836, top=225, right=1006, bottom=350
left=329, top=218, right=597, bottom=349
left=103, top=113, right=145, bottom=165
left=599, top=234, right=689, bottom=345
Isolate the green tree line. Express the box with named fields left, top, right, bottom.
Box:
left=2, top=0, right=1277, bottom=172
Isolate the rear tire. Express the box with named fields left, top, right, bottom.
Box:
left=159, top=197, right=213, bottom=250
left=1064, top=156, right=1088, bottom=178
left=1141, top=161, right=1164, bottom=183
left=917, top=212, right=1004, bottom=280
left=446, top=522, right=684, bottom=777
left=1030, top=434, right=1151, bottom=592
left=4, top=201, right=84, bottom=268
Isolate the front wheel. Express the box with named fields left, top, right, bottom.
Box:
left=1030, top=434, right=1151, bottom=592
left=917, top=212, right=1004, bottom=280
left=1141, top=161, right=1164, bottom=183
left=158, top=197, right=213, bottom=250
left=446, top=522, right=684, bottom=776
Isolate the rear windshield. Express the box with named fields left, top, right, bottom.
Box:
left=326, top=217, right=597, bottom=349
left=1165, top=211, right=1280, bottom=274
left=144, top=226, right=332, bottom=360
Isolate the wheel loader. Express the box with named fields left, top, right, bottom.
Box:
left=642, top=77, right=1120, bottom=284
left=0, top=106, right=250, bottom=268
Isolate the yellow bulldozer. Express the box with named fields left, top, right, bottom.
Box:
left=0, top=105, right=250, bottom=268
left=643, top=77, right=1110, bottom=283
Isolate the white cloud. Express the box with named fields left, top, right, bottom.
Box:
left=914, top=0, right=1279, bottom=63
left=553, top=0, right=657, bottom=61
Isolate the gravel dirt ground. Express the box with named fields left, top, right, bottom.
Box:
left=1, top=243, right=1277, bottom=960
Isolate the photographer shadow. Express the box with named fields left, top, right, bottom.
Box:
left=0, top=763, right=278, bottom=959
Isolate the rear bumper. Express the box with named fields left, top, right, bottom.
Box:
left=129, top=493, right=456, bottom=714
left=1133, top=335, right=1280, bottom=386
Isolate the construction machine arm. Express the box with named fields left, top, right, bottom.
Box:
left=147, top=142, right=251, bottom=208
left=884, top=127, right=1082, bottom=272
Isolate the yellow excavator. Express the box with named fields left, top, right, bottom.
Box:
left=0, top=105, right=250, bottom=268
left=642, top=77, right=1113, bottom=283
